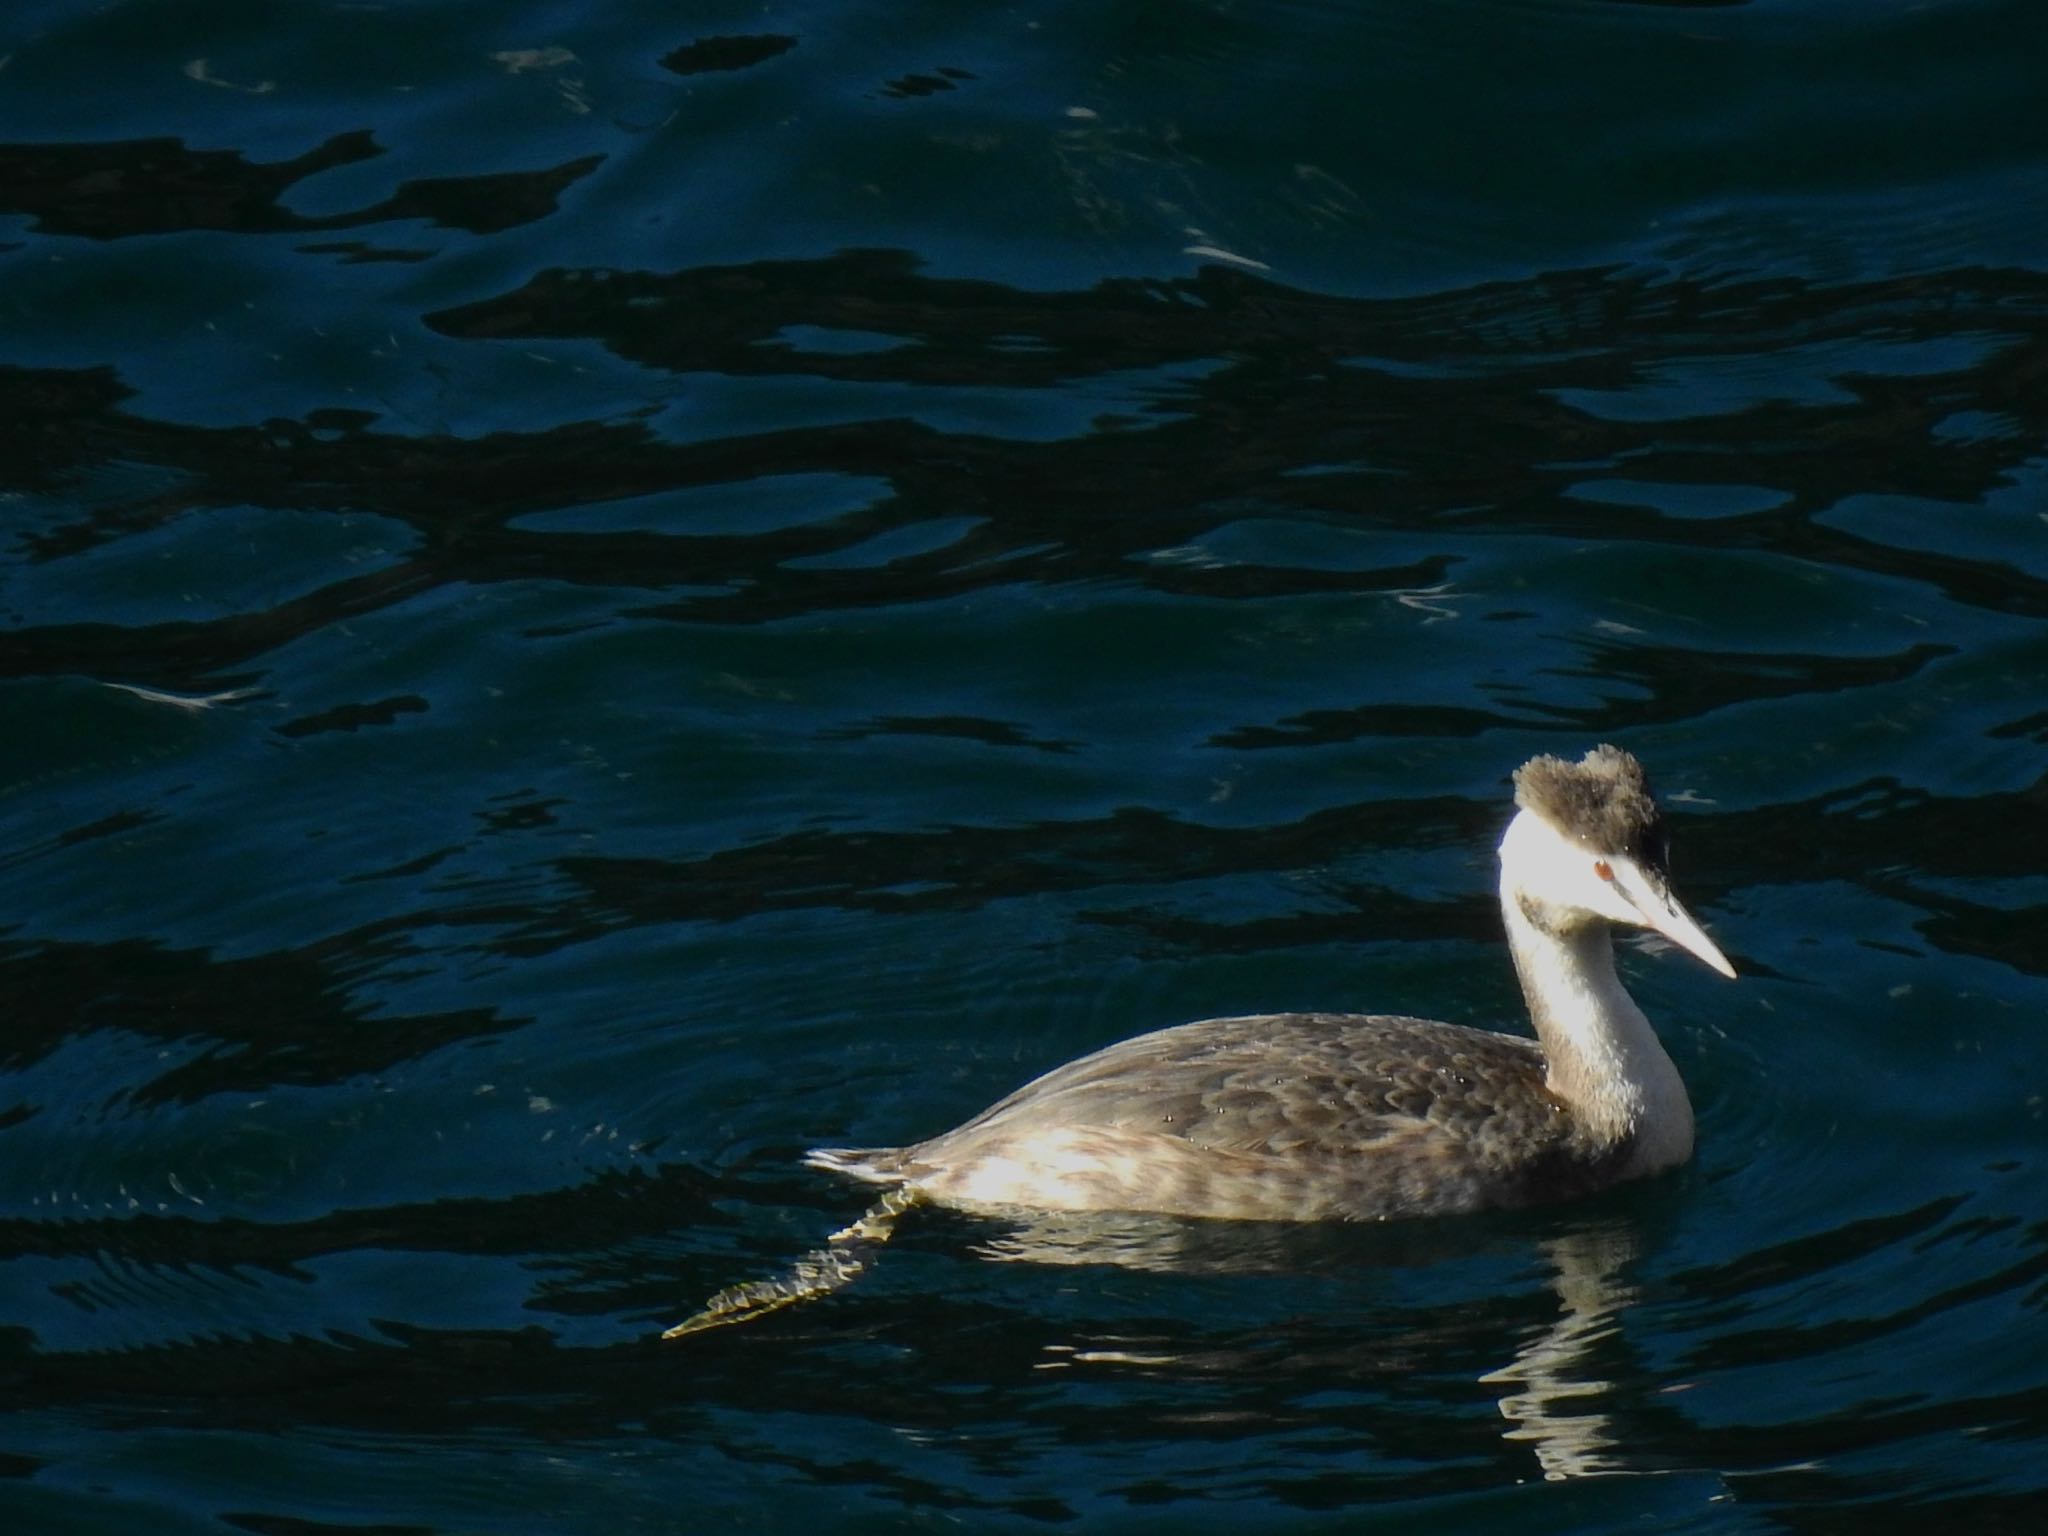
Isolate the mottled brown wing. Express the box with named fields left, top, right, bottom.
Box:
left=932, top=1013, right=1559, bottom=1160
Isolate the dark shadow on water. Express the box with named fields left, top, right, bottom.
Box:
left=3, top=256, right=2045, bottom=701
left=543, top=797, right=1492, bottom=930
left=659, top=35, right=799, bottom=77
left=0, top=133, right=603, bottom=240
left=0, top=1159, right=721, bottom=1281
left=0, top=935, right=514, bottom=1100
left=1208, top=639, right=1957, bottom=749
left=820, top=714, right=1080, bottom=755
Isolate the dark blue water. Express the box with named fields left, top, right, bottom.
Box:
left=4, top=1, right=2046, bottom=1530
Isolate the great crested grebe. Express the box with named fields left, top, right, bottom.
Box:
left=667, top=745, right=1735, bottom=1336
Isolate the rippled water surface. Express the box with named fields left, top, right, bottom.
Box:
left=4, top=1, right=2047, bottom=1530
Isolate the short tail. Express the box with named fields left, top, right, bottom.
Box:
left=663, top=1185, right=921, bottom=1340
left=802, top=1145, right=914, bottom=1184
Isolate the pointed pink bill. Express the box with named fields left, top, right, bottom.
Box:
left=1611, top=857, right=1737, bottom=978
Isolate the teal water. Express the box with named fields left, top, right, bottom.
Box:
left=3, top=0, right=2046, bottom=1530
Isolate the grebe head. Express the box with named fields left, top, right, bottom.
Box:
left=1500, top=744, right=1736, bottom=978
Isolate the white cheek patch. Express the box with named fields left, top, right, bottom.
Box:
left=1501, top=811, right=1635, bottom=922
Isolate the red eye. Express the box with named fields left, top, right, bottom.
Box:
left=1594, top=860, right=1614, bottom=881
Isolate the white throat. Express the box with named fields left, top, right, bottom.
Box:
left=1498, top=814, right=1695, bottom=1172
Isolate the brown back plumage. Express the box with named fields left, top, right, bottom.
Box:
left=810, top=1013, right=1632, bottom=1222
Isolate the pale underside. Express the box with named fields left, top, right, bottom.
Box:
left=809, top=1012, right=1641, bottom=1223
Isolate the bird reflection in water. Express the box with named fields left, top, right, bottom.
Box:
left=983, top=1207, right=1645, bottom=1481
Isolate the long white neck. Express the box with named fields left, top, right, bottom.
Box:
left=1498, top=877, right=1695, bottom=1174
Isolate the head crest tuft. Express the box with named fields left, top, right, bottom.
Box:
left=1513, top=744, right=1669, bottom=872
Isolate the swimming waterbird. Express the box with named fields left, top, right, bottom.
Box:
left=667, top=744, right=1735, bottom=1337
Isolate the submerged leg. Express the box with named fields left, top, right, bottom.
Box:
left=663, top=1185, right=921, bottom=1339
